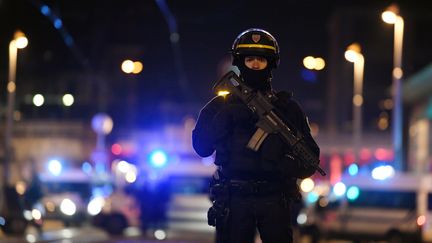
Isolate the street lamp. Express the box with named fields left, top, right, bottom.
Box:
left=4, top=30, right=28, bottom=185
left=91, top=113, right=113, bottom=175
left=121, top=59, right=143, bottom=74
left=345, top=43, right=365, bottom=163
left=382, top=4, right=404, bottom=170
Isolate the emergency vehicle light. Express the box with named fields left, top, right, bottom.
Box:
left=346, top=186, right=360, bottom=201
left=348, top=163, right=359, bottom=176
left=371, top=165, right=395, bottom=180
left=333, top=182, right=346, bottom=197
left=149, top=150, right=168, bottom=168
left=48, top=159, right=63, bottom=176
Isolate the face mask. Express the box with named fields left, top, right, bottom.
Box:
left=238, top=65, right=272, bottom=91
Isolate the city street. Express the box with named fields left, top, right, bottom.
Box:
left=0, top=222, right=387, bottom=243
left=0, top=222, right=215, bottom=243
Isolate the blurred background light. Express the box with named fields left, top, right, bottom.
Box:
left=15, top=34, right=28, bottom=49
left=48, top=159, right=62, bottom=175
left=33, top=94, right=45, bottom=107
left=149, top=150, right=168, bottom=168
left=333, top=182, right=346, bottom=197
left=82, top=161, right=92, bottom=174
left=121, top=60, right=134, bottom=73
left=87, top=197, right=105, bottom=216
left=314, top=57, right=326, bottom=70
left=31, top=209, right=42, bottom=220
left=297, top=213, right=307, bottom=225
left=117, top=160, right=130, bottom=173
left=0, top=217, right=5, bottom=226
left=62, top=94, right=74, bottom=106
left=60, top=198, right=76, bottom=216
left=54, top=18, right=63, bottom=29
left=7, top=81, right=16, bottom=93
left=303, top=56, right=316, bottom=70
left=132, top=61, right=143, bottom=74
left=381, top=10, right=397, bottom=24
left=348, top=163, right=359, bottom=176
left=40, top=5, right=51, bottom=16
left=111, top=143, right=122, bottom=155
left=371, top=165, right=395, bottom=180
left=154, top=229, right=167, bottom=240
left=15, top=181, right=27, bottom=195
left=170, top=32, right=180, bottom=43
left=125, top=171, right=137, bottom=183
left=300, top=178, right=315, bottom=192
left=306, top=191, right=319, bottom=204
left=346, top=186, right=360, bottom=201
left=417, top=215, right=426, bottom=226
left=301, top=69, right=317, bottom=83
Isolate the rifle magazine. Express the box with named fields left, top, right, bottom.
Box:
left=247, top=128, right=269, bottom=151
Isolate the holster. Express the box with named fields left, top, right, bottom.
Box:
left=208, top=175, right=230, bottom=229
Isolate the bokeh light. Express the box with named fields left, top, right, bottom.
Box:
left=62, top=94, right=74, bottom=106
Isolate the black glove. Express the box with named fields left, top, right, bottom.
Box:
left=280, top=152, right=316, bottom=179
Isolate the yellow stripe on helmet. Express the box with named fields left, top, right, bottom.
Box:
left=236, top=44, right=277, bottom=52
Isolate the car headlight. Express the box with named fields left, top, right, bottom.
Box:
left=297, top=212, right=308, bottom=225
left=87, top=197, right=105, bottom=216
left=60, top=198, right=76, bottom=216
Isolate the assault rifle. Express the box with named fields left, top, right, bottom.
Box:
left=213, top=71, right=326, bottom=176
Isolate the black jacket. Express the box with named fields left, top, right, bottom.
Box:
left=192, top=91, right=320, bottom=181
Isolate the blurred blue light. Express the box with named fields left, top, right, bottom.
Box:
left=306, top=191, right=319, bottom=204
left=0, top=216, right=5, bottom=226
left=82, top=162, right=92, bottom=174
left=65, top=36, right=74, bottom=46
left=54, top=19, right=63, bottom=29
left=346, top=186, right=360, bottom=201
left=48, top=159, right=62, bottom=176
left=149, top=172, right=159, bottom=181
left=95, top=163, right=105, bottom=174
left=348, top=163, right=359, bottom=176
left=150, top=150, right=167, bottom=168
left=301, top=69, right=317, bottom=83
left=92, top=185, right=113, bottom=197
left=40, top=5, right=51, bottom=16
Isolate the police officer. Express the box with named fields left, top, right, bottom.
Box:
left=192, top=28, right=320, bottom=243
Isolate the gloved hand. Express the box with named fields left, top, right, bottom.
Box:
left=279, top=152, right=316, bottom=179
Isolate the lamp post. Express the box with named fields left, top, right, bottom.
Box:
left=345, top=43, right=365, bottom=162
left=3, top=30, right=28, bottom=185
left=382, top=4, right=404, bottom=171
left=91, top=113, right=113, bottom=175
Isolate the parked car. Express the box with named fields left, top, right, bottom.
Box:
left=298, top=172, right=432, bottom=243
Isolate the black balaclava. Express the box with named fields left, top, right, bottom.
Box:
left=237, top=56, right=272, bottom=91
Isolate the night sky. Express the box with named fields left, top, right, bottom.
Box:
left=1, top=0, right=431, bottom=131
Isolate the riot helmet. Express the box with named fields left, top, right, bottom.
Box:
left=231, top=28, right=279, bottom=91
left=231, top=28, right=280, bottom=69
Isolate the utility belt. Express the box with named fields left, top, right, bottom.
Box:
left=228, top=180, right=283, bottom=196
left=208, top=176, right=299, bottom=229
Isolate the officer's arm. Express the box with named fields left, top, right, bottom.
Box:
left=276, top=95, right=321, bottom=178
left=192, top=96, right=225, bottom=157
left=295, top=113, right=320, bottom=178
